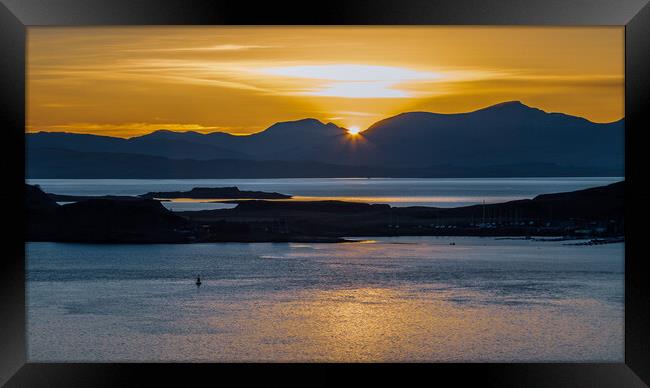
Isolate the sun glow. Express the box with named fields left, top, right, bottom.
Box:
left=260, top=64, right=441, bottom=99
left=347, top=126, right=361, bottom=135
left=27, top=27, right=624, bottom=137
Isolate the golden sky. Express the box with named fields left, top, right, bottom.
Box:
left=27, top=27, right=624, bottom=138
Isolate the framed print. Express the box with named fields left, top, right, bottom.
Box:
left=1, top=0, right=649, bottom=386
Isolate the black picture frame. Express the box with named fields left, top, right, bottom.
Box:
left=1, top=0, right=649, bottom=386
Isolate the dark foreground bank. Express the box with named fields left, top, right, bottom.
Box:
left=25, top=181, right=624, bottom=243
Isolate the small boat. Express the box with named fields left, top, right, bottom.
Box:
left=449, top=242, right=456, bottom=245
left=195, top=276, right=202, bottom=286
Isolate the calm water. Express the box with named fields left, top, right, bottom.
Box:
left=28, top=177, right=621, bottom=211
left=27, top=237, right=624, bottom=362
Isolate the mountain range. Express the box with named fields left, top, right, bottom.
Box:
left=27, top=101, right=624, bottom=178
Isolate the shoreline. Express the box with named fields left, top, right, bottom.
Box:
left=25, top=235, right=625, bottom=245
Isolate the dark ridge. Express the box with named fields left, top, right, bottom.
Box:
left=533, top=181, right=624, bottom=201
left=26, top=184, right=194, bottom=243
left=25, top=183, right=59, bottom=211
left=183, top=180, right=624, bottom=239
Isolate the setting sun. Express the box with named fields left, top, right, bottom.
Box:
left=27, top=27, right=623, bottom=137
left=347, top=126, right=361, bottom=135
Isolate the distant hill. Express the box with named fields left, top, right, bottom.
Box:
left=27, top=101, right=624, bottom=177
left=27, top=131, right=252, bottom=160
left=27, top=118, right=347, bottom=161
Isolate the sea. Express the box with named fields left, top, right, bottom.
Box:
left=28, top=177, right=622, bottom=211
left=26, top=177, right=624, bottom=362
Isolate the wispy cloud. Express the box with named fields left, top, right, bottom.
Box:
left=128, top=44, right=278, bottom=52
left=256, top=64, right=505, bottom=99
left=30, top=59, right=270, bottom=92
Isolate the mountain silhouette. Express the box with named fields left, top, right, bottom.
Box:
left=27, top=101, right=624, bottom=177
left=28, top=118, right=349, bottom=161
left=355, top=101, right=623, bottom=167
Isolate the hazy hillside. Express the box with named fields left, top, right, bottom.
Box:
left=27, top=148, right=621, bottom=179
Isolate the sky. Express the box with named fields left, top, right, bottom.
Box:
left=27, top=27, right=624, bottom=138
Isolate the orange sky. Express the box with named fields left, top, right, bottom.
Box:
left=27, top=27, right=624, bottom=138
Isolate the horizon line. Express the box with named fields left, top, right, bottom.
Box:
left=26, top=100, right=626, bottom=139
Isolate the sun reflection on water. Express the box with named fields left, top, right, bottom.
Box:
left=194, top=285, right=621, bottom=362
left=26, top=238, right=624, bottom=362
